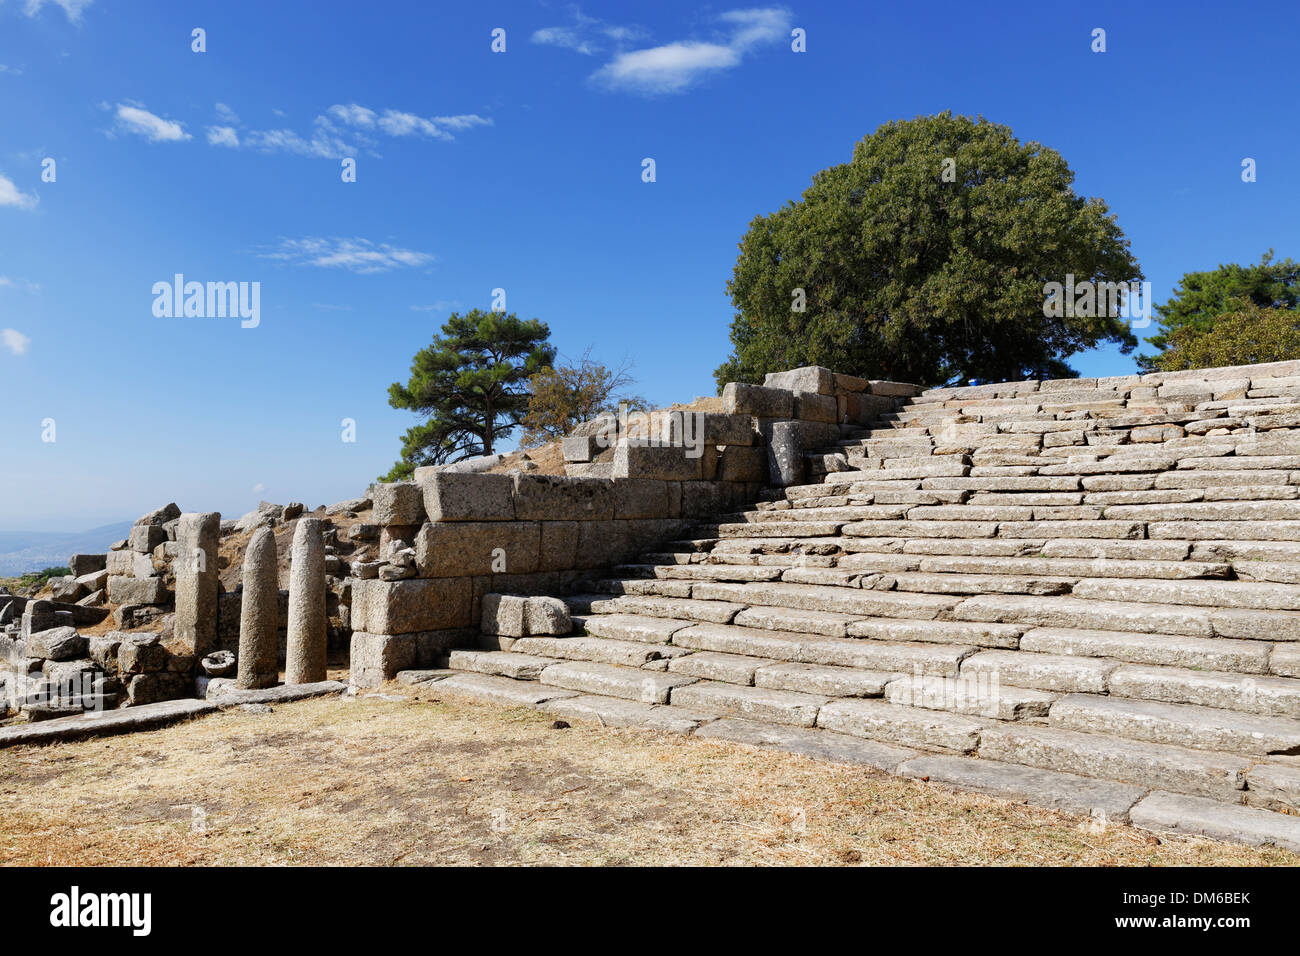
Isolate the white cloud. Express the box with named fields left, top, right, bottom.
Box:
left=23, top=0, right=93, bottom=22
left=110, top=102, right=191, bottom=142
left=532, top=26, right=598, bottom=55
left=1, top=328, right=31, bottom=356
left=203, top=104, right=489, bottom=158
left=251, top=482, right=265, bottom=494
left=531, top=9, right=649, bottom=55
left=206, top=125, right=240, bottom=147
left=0, top=64, right=23, bottom=76
left=588, top=7, right=792, bottom=95
left=260, top=237, right=435, bottom=274
left=0, top=173, right=38, bottom=210
left=0, top=276, right=40, bottom=292
left=214, top=102, right=239, bottom=124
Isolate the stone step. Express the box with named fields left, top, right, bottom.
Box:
left=588, top=595, right=746, bottom=625
left=691, top=580, right=959, bottom=620
left=884, top=674, right=1056, bottom=720
left=797, top=637, right=976, bottom=677
left=669, top=680, right=829, bottom=727
left=693, top=717, right=918, bottom=771
left=898, top=755, right=1146, bottom=823
left=731, top=604, right=865, bottom=638
left=889, top=572, right=1075, bottom=596
left=913, top=555, right=1230, bottom=581
left=593, top=577, right=693, bottom=598
left=954, top=594, right=1214, bottom=637
left=511, top=636, right=690, bottom=668
left=753, top=661, right=893, bottom=698
left=960, top=649, right=1117, bottom=693
left=538, top=660, right=698, bottom=704
left=667, top=651, right=765, bottom=685
left=1104, top=500, right=1300, bottom=521
left=1019, top=627, right=1272, bottom=674
left=1048, top=693, right=1300, bottom=756
left=434, top=672, right=580, bottom=708
left=538, top=694, right=716, bottom=735
left=846, top=618, right=1025, bottom=649
left=815, top=698, right=988, bottom=753
left=1108, top=663, right=1300, bottom=718
left=1071, top=577, right=1300, bottom=611
left=1149, top=521, right=1300, bottom=540
left=621, top=563, right=785, bottom=583
left=444, top=650, right=559, bottom=680
left=978, top=723, right=1249, bottom=801
left=704, top=521, right=845, bottom=538
left=574, top=613, right=694, bottom=644
left=670, top=622, right=807, bottom=661
left=1129, top=791, right=1300, bottom=853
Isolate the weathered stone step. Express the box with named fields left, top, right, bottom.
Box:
left=1104, top=500, right=1300, bottom=521
left=539, top=660, right=698, bottom=704
left=1108, top=663, right=1300, bottom=718
left=846, top=617, right=1024, bottom=649
left=731, top=604, right=864, bottom=638
left=1150, top=521, right=1300, bottom=540
left=444, top=649, right=558, bottom=680
left=624, top=563, right=784, bottom=583
left=1072, top=577, right=1300, bottom=611
left=1129, top=791, right=1300, bottom=853
left=754, top=661, right=893, bottom=697
left=1019, top=627, right=1271, bottom=674
left=588, top=595, right=746, bottom=625
left=884, top=674, right=1056, bottom=720
left=574, top=612, right=694, bottom=644
left=512, top=636, right=690, bottom=668
left=669, top=680, right=828, bottom=726
left=898, top=755, right=1146, bottom=823
left=978, top=723, right=1249, bottom=800
left=798, top=637, right=976, bottom=676
left=960, top=649, right=1117, bottom=693
left=816, top=698, right=988, bottom=753
left=668, top=651, right=765, bottom=685
left=592, top=577, right=693, bottom=598
left=670, top=622, right=806, bottom=660
left=539, top=694, right=716, bottom=735
left=704, top=521, right=844, bottom=538
left=692, top=580, right=959, bottom=620
left=693, top=717, right=917, bottom=771
left=889, top=572, right=1075, bottom=596
left=915, top=555, right=1230, bottom=581
left=954, top=594, right=1214, bottom=637
left=435, top=672, right=580, bottom=708
left=1049, top=694, right=1300, bottom=756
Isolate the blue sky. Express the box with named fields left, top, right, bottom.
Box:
left=1, top=0, right=1297, bottom=531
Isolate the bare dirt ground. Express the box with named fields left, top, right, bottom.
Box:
left=2, top=691, right=1294, bottom=867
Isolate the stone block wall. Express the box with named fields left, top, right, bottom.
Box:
left=348, top=368, right=923, bottom=685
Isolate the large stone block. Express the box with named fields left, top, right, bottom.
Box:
left=128, top=524, right=167, bottom=554
left=764, top=366, right=834, bottom=395
left=27, top=626, right=87, bottom=662
left=612, top=443, right=703, bottom=481
left=67, top=554, right=106, bottom=577
left=723, top=382, right=794, bottom=418
left=668, top=412, right=757, bottom=447
left=838, top=391, right=896, bottom=425
left=415, top=520, right=541, bottom=577
left=349, top=631, right=417, bottom=688
left=480, top=593, right=527, bottom=636
left=420, top=472, right=515, bottom=521
left=512, top=474, right=615, bottom=521
left=117, top=634, right=169, bottom=675
left=173, top=512, right=220, bottom=658
left=716, top=445, right=768, bottom=483
left=612, top=479, right=671, bottom=519
left=372, top=481, right=427, bottom=526
left=794, top=390, right=838, bottom=423
left=107, top=576, right=168, bottom=606
left=351, top=577, right=473, bottom=634
left=538, top=521, right=580, bottom=571
left=561, top=436, right=596, bottom=463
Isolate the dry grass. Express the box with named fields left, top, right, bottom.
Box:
left=1, top=691, right=1295, bottom=867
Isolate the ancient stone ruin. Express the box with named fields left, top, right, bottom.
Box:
left=5, top=358, right=1300, bottom=850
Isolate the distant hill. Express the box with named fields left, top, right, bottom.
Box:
left=0, top=522, right=132, bottom=576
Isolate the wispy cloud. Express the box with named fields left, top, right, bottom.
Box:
left=579, top=7, right=792, bottom=95
left=259, top=237, right=435, bottom=274
left=203, top=103, right=490, bottom=158
left=0, top=276, right=40, bottom=292
left=0, top=173, right=38, bottom=210
left=108, top=102, right=191, bottom=142
left=410, top=300, right=458, bottom=313
left=531, top=7, right=648, bottom=56
left=1, top=328, right=31, bottom=356
left=23, top=0, right=92, bottom=22
left=0, top=64, right=23, bottom=76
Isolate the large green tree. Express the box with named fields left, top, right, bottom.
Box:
left=382, top=309, right=555, bottom=480
left=1151, top=299, right=1300, bottom=372
left=1141, top=250, right=1300, bottom=370
left=716, top=112, right=1143, bottom=389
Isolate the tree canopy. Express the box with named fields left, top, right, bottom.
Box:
left=519, top=350, right=646, bottom=448
left=1141, top=250, right=1300, bottom=370
left=1150, top=299, right=1300, bottom=372
left=715, top=112, right=1143, bottom=389
left=382, top=309, right=554, bottom=480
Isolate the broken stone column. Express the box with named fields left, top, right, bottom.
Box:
left=768, top=420, right=806, bottom=487
left=173, top=511, right=220, bottom=658
left=285, top=517, right=326, bottom=685
left=237, top=527, right=279, bottom=690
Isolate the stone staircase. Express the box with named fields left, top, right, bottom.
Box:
left=418, top=363, right=1300, bottom=850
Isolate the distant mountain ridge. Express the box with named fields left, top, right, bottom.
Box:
left=0, top=522, right=132, bottom=576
